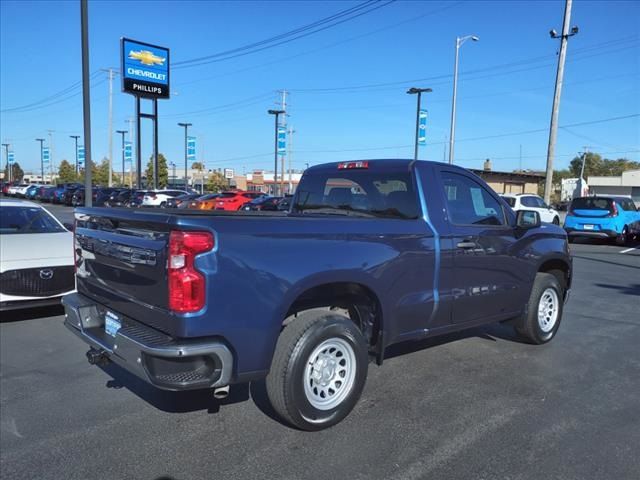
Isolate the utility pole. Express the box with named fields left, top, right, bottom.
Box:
left=543, top=0, right=579, bottom=204
left=267, top=109, right=285, bottom=196
left=2, top=143, right=9, bottom=183
left=36, top=138, right=45, bottom=182
left=178, top=122, right=192, bottom=189
left=116, top=130, right=127, bottom=186
left=288, top=125, right=295, bottom=194
left=70, top=135, right=80, bottom=175
left=80, top=0, right=93, bottom=205
left=407, top=87, right=432, bottom=160
left=519, top=144, right=523, bottom=172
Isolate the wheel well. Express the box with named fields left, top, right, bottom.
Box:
left=538, top=259, right=570, bottom=291
left=285, top=282, right=383, bottom=350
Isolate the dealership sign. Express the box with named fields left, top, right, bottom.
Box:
left=121, top=38, right=170, bottom=98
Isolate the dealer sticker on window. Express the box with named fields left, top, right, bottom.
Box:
left=105, top=311, right=121, bottom=338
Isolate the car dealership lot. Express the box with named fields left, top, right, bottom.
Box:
left=1, top=237, right=638, bottom=480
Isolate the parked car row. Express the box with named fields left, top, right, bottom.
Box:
left=2, top=182, right=293, bottom=212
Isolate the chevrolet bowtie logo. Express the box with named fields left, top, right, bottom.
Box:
left=128, top=49, right=165, bottom=66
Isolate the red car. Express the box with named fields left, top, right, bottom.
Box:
left=215, top=191, right=263, bottom=211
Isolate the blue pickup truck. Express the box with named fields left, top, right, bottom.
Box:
left=62, top=160, right=572, bottom=430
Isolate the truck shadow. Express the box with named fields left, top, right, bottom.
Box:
left=99, top=363, right=282, bottom=423
left=98, top=322, right=520, bottom=423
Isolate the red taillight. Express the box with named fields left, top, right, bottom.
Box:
left=608, top=201, right=618, bottom=217
left=338, top=161, right=369, bottom=170
left=168, top=231, right=214, bottom=313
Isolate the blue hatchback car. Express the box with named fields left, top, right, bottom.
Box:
left=564, top=196, right=640, bottom=245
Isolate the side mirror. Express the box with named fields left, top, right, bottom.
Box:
left=516, top=210, right=540, bottom=229
left=63, top=222, right=75, bottom=232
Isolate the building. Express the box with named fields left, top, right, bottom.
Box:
left=469, top=159, right=545, bottom=195
left=588, top=169, right=640, bottom=205
left=246, top=171, right=303, bottom=195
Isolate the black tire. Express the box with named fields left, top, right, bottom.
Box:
left=552, top=216, right=560, bottom=225
left=266, top=309, right=369, bottom=431
left=515, top=272, right=564, bottom=345
left=615, top=226, right=629, bottom=246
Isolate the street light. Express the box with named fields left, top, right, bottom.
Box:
left=116, top=130, right=127, bottom=186
left=406, top=87, right=432, bottom=160
left=35, top=138, right=45, bottom=182
left=268, top=109, right=285, bottom=196
left=448, top=34, right=479, bottom=164
left=69, top=135, right=80, bottom=175
left=178, top=122, right=192, bottom=189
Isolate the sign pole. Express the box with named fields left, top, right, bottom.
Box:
left=153, top=98, right=159, bottom=189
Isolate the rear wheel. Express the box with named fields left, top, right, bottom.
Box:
left=266, top=309, right=368, bottom=431
left=515, top=272, right=564, bottom=344
left=552, top=216, right=560, bottom=225
left=615, top=226, right=629, bottom=246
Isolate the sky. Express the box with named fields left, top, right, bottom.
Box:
left=1, top=0, right=639, bottom=177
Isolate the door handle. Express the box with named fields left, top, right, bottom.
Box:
left=456, top=240, right=477, bottom=249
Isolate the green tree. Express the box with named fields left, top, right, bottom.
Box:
left=58, top=159, right=78, bottom=183
left=145, top=153, right=169, bottom=188
left=206, top=170, right=228, bottom=193
left=191, top=162, right=204, bottom=170
left=569, top=152, right=640, bottom=178
left=4, top=162, right=24, bottom=182
left=92, top=157, right=111, bottom=186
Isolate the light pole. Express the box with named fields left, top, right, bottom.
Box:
left=2, top=143, right=9, bottom=183
left=448, top=34, right=479, bottom=165
left=178, top=122, right=192, bottom=189
left=69, top=135, right=80, bottom=176
left=35, top=138, right=45, bottom=182
left=268, top=109, right=285, bottom=196
left=116, top=130, right=127, bottom=186
left=406, top=87, right=432, bottom=160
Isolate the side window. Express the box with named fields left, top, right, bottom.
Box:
left=521, top=196, right=538, bottom=208
left=441, top=172, right=505, bottom=226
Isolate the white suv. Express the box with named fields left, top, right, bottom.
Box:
left=501, top=194, right=560, bottom=225
left=142, top=190, right=189, bottom=207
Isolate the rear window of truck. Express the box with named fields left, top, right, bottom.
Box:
left=293, top=171, right=419, bottom=219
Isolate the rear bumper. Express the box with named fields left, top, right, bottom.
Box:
left=0, top=295, right=64, bottom=312
left=62, top=293, right=233, bottom=391
left=564, top=227, right=617, bottom=239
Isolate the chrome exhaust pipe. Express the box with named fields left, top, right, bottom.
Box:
left=213, top=385, right=230, bottom=399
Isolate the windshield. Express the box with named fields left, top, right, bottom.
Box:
left=293, top=170, right=419, bottom=219
left=0, top=206, right=66, bottom=234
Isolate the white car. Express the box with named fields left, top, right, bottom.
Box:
left=0, top=199, right=75, bottom=311
left=501, top=194, right=561, bottom=225
left=8, top=184, right=30, bottom=197
left=142, top=189, right=189, bottom=207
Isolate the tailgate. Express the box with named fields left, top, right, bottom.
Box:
left=74, top=208, right=173, bottom=316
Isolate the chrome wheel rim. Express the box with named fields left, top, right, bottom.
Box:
left=303, top=338, right=356, bottom=411
left=537, top=287, right=559, bottom=333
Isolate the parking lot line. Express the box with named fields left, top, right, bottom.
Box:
left=619, top=247, right=638, bottom=254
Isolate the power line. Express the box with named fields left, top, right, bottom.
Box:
left=173, top=1, right=396, bottom=69
left=1, top=71, right=102, bottom=113
left=290, top=36, right=639, bottom=93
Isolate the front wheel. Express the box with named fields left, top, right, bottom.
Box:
left=266, top=309, right=369, bottom=431
left=515, top=272, right=564, bottom=344
left=552, top=216, right=560, bottom=225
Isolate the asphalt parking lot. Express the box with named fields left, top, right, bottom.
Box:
left=1, top=205, right=639, bottom=480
